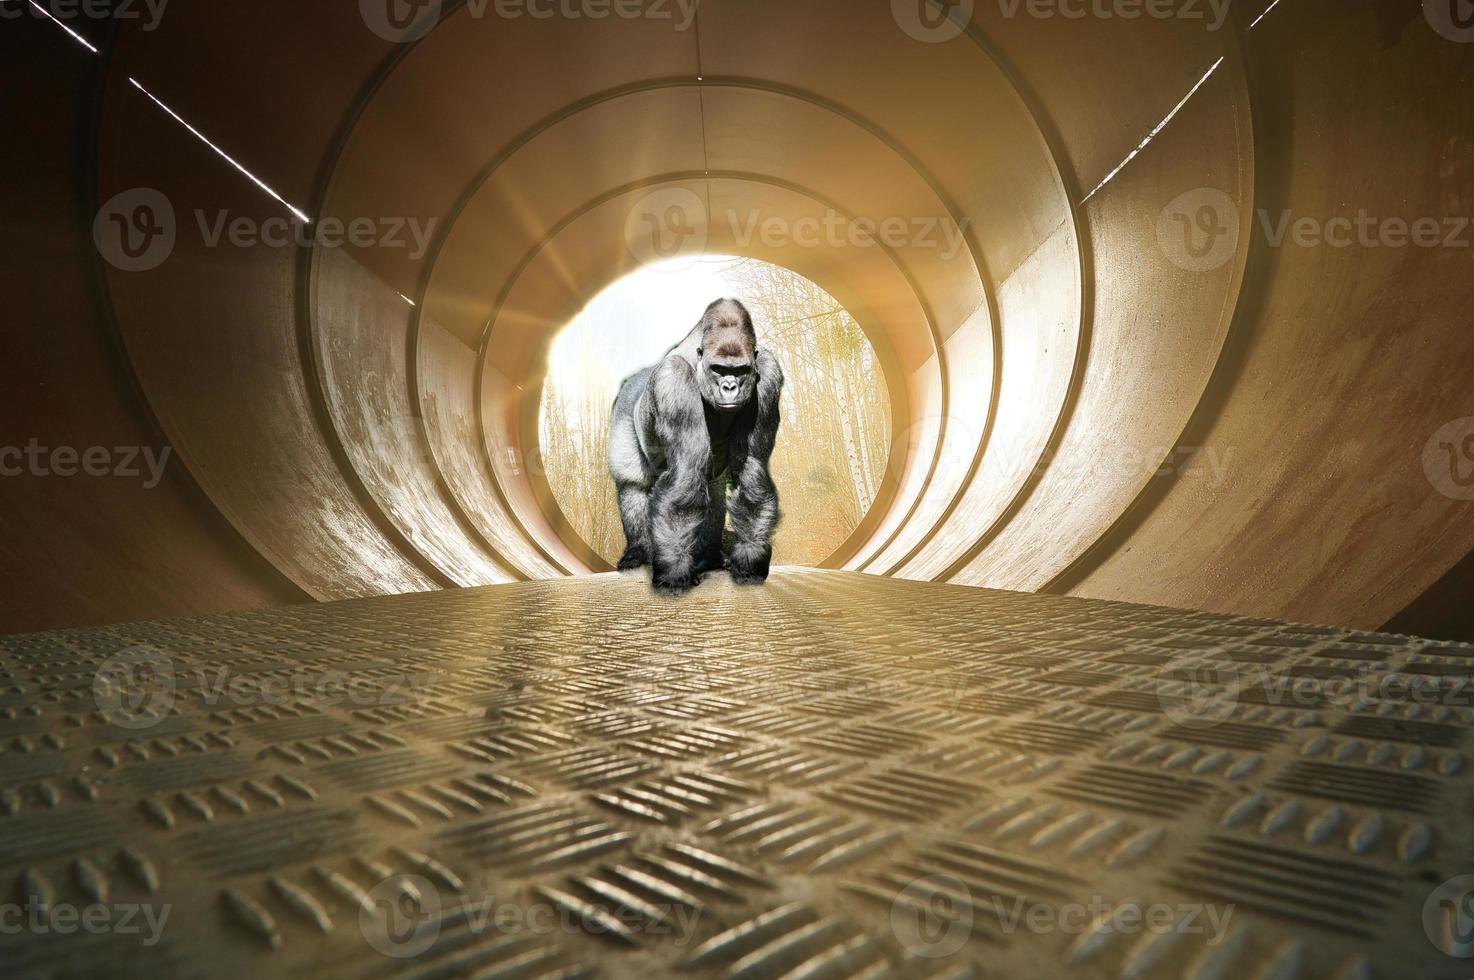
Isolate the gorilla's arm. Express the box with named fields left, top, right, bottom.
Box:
left=608, top=366, right=657, bottom=570
left=646, top=355, right=713, bottom=592
left=727, top=348, right=783, bottom=583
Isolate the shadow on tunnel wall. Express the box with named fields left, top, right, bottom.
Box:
left=2, top=0, right=1472, bottom=640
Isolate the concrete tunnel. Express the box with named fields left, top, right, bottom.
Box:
left=6, top=0, right=1474, bottom=977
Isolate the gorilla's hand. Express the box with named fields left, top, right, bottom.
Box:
left=652, top=564, right=702, bottom=593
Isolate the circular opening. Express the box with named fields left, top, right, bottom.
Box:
left=539, top=256, right=892, bottom=568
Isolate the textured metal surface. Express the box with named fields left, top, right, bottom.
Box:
left=3, top=569, right=1471, bottom=978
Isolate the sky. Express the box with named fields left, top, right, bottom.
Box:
left=545, top=255, right=751, bottom=393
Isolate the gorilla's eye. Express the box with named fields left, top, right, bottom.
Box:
left=711, top=364, right=752, bottom=378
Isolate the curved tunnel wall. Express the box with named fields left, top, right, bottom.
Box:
left=5, top=0, right=1474, bottom=639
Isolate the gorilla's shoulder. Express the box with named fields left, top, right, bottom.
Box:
left=653, top=352, right=697, bottom=384
left=660, top=349, right=698, bottom=375
left=650, top=354, right=702, bottom=412
left=756, top=348, right=784, bottom=385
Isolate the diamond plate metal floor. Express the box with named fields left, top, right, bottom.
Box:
left=3, top=569, right=1472, bottom=979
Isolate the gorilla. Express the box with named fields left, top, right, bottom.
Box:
left=607, top=298, right=783, bottom=593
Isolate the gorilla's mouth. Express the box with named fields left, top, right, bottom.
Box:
left=713, top=387, right=745, bottom=410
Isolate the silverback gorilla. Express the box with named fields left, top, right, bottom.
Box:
left=608, top=299, right=783, bottom=592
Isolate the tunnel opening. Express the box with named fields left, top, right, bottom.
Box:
left=11, top=4, right=1474, bottom=977
left=536, top=255, right=892, bottom=568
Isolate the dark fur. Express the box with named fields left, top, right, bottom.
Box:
left=607, top=299, right=783, bottom=592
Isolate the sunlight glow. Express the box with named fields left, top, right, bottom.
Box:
left=545, top=257, right=741, bottom=396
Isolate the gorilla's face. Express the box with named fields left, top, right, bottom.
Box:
left=698, top=325, right=757, bottom=413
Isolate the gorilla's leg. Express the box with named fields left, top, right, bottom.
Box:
left=647, top=357, right=711, bottom=592
left=615, top=485, right=650, bottom=570
left=727, top=348, right=783, bottom=584
left=692, top=477, right=728, bottom=574
left=728, top=461, right=778, bottom=583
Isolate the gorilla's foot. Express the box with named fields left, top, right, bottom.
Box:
left=727, top=543, right=771, bottom=584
